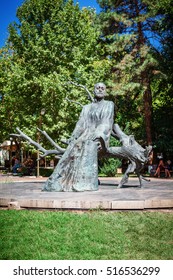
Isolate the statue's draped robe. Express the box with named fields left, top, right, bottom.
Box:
left=43, top=100, right=114, bottom=191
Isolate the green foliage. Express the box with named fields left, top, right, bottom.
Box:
left=0, top=0, right=106, bottom=144
left=152, top=79, right=173, bottom=155
left=99, top=137, right=121, bottom=176
left=39, top=167, right=54, bottom=177
left=1, top=0, right=173, bottom=158
left=0, top=210, right=173, bottom=259
left=97, top=0, right=163, bottom=145
left=99, top=157, right=121, bottom=177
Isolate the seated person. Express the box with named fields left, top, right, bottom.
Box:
left=166, top=160, right=172, bottom=171
left=154, top=159, right=171, bottom=178
left=43, top=82, right=114, bottom=192
left=12, top=158, right=21, bottom=174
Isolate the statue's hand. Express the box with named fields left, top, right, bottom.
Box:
left=93, top=137, right=102, bottom=150
left=93, top=136, right=107, bottom=151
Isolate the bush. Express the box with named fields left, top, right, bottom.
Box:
left=39, top=168, right=54, bottom=177
left=99, top=157, right=121, bottom=177
left=99, top=137, right=121, bottom=177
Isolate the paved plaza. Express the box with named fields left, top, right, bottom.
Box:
left=0, top=174, right=173, bottom=210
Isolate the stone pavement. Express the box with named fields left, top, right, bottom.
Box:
left=0, top=174, right=173, bottom=210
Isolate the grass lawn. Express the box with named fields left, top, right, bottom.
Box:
left=0, top=210, right=173, bottom=260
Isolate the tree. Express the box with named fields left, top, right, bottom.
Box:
left=0, top=47, right=18, bottom=142
left=0, top=0, right=105, bottom=145
left=97, top=0, right=163, bottom=145
left=145, top=0, right=173, bottom=156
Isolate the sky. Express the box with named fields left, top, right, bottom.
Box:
left=0, top=0, right=101, bottom=48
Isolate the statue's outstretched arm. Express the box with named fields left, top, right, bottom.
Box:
left=10, top=127, right=65, bottom=159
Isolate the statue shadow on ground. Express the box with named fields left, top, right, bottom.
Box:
left=117, top=185, right=141, bottom=189
left=100, top=182, right=141, bottom=188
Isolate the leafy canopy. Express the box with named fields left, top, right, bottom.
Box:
left=0, top=0, right=106, bottom=145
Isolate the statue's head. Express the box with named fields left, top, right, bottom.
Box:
left=94, top=82, right=106, bottom=99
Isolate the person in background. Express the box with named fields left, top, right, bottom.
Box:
left=165, top=160, right=172, bottom=176
left=154, top=159, right=171, bottom=178
left=12, top=158, right=21, bottom=174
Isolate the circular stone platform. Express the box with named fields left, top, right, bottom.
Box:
left=0, top=175, right=173, bottom=210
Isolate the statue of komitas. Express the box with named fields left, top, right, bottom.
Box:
left=43, top=83, right=114, bottom=191
left=11, top=81, right=152, bottom=190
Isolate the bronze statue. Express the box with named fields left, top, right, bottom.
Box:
left=11, top=82, right=152, bottom=191
left=44, top=83, right=114, bottom=191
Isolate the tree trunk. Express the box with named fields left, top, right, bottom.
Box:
left=143, top=75, right=153, bottom=145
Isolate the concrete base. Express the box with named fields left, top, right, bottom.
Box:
left=0, top=176, right=173, bottom=210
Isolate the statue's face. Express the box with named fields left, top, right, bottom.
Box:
left=94, top=83, right=106, bottom=99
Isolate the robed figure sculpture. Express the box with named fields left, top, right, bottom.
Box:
left=43, top=83, right=114, bottom=191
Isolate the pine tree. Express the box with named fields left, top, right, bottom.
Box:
left=97, top=0, right=161, bottom=145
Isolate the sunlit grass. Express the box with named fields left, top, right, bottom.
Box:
left=0, top=210, right=173, bottom=260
